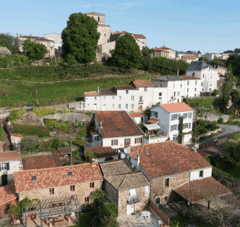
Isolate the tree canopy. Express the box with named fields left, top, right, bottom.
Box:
left=108, top=33, right=142, bottom=72
left=0, top=33, right=17, bottom=54
left=23, top=39, right=47, bottom=61
left=61, top=13, right=100, bottom=64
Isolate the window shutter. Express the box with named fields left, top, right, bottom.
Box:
left=171, top=126, right=173, bottom=131
left=111, top=140, right=113, bottom=146
left=171, top=115, right=173, bottom=121
left=6, top=163, right=10, bottom=170
left=135, top=138, right=137, bottom=143
left=156, top=112, right=158, bottom=118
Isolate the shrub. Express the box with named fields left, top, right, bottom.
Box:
left=0, top=125, right=6, bottom=141
left=13, top=124, right=50, bottom=138
left=52, top=138, right=62, bottom=150
left=218, top=118, right=224, bottom=124
left=20, top=138, right=36, bottom=151
left=8, top=108, right=26, bottom=122
left=229, top=132, right=240, bottom=140
left=60, top=107, right=70, bottom=113
left=32, top=106, right=57, bottom=117
left=213, top=89, right=219, bottom=96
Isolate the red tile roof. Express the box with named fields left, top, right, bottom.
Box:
left=182, top=55, right=196, bottom=60
left=128, top=142, right=212, bottom=179
left=84, top=91, right=100, bottom=96
left=147, top=118, right=159, bottom=124
left=0, top=151, right=21, bottom=161
left=95, top=111, right=143, bottom=138
left=180, top=76, right=201, bottom=80
left=134, top=34, right=146, bottom=39
left=10, top=133, right=24, bottom=138
left=174, top=177, right=232, bottom=203
left=14, top=163, right=103, bottom=193
left=19, top=36, right=54, bottom=42
left=160, top=103, right=193, bottom=113
left=154, top=46, right=174, bottom=52
left=113, top=85, right=138, bottom=90
left=85, top=146, right=117, bottom=158
left=0, top=183, right=17, bottom=206
left=23, top=154, right=63, bottom=170
left=129, top=113, right=148, bottom=118
left=130, top=80, right=154, bottom=88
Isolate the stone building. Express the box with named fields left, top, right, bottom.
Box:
left=14, top=161, right=103, bottom=208
left=153, top=46, right=176, bottom=59
left=100, top=160, right=150, bottom=216
left=44, top=33, right=62, bottom=56
left=0, top=151, right=22, bottom=186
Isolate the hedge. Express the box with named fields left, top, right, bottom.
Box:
left=13, top=124, right=50, bottom=138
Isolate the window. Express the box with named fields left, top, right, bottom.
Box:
left=0, top=163, right=9, bottom=170
left=129, top=189, right=136, bottom=196
left=85, top=197, right=90, bottom=203
left=165, top=178, right=169, bottom=188
left=104, top=96, right=106, bottom=100
left=131, top=96, right=134, bottom=101
left=210, top=74, right=212, bottom=78
left=118, top=104, right=121, bottom=109
left=194, top=88, right=197, bottom=92
left=174, top=92, right=176, bottom=97
left=188, top=113, right=192, bottom=118
left=98, top=16, right=100, bottom=22
left=195, top=81, right=197, bottom=85
left=112, top=96, right=115, bottom=100
left=159, top=92, right=162, bottom=97
left=112, top=104, right=114, bottom=108
left=160, top=84, right=162, bottom=87
left=177, top=92, right=180, bottom=96
left=126, top=90, right=128, bottom=94
left=201, top=82, right=203, bottom=86
left=94, top=97, right=97, bottom=100
left=187, top=88, right=189, bottom=93
left=173, top=84, right=175, bottom=88
left=199, top=170, right=203, bottom=178
left=111, top=140, right=118, bottom=146
left=209, top=88, right=211, bottom=91
left=180, top=84, right=182, bottom=88
left=202, top=74, right=204, bottom=78
left=32, top=176, right=36, bottom=182
left=47, top=42, right=50, bottom=47
left=164, top=196, right=168, bottom=202
left=108, top=49, right=111, bottom=53
left=135, top=137, right=142, bottom=144
left=49, top=188, right=54, bottom=195
left=119, top=96, right=122, bottom=100
left=209, top=82, right=212, bottom=86
left=187, top=81, right=189, bottom=86
left=90, top=182, right=95, bottom=188
left=183, top=113, right=187, bottom=119
left=145, top=186, right=150, bottom=197
left=144, top=87, right=147, bottom=92
left=202, top=88, right=204, bottom=92
left=171, top=125, right=178, bottom=131
left=152, top=111, right=158, bottom=118
left=47, top=51, right=50, bottom=57
left=68, top=172, right=72, bottom=177
left=125, top=104, right=128, bottom=109
left=124, top=138, right=131, bottom=145
left=131, top=104, right=134, bottom=109
left=70, top=185, right=75, bottom=191
left=140, top=96, right=143, bottom=101
left=171, top=114, right=179, bottom=121
left=183, top=123, right=189, bottom=129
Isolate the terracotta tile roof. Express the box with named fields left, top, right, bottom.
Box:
left=182, top=55, right=196, bottom=60
left=54, top=148, right=71, bottom=155
left=95, top=111, right=143, bottom=138
left=100, top=160, right=134, bottom=177
left=85, top=146, right=117, bottom=158
left=0, top=151, right=21, bottom=161
left=113, top=85, right=138, bottom=90
left=180, top=76, right=201, bottom=80
left=147, top=118, right=159, bottom=124
left=128, top=142, right=212, bottom=179
left=23, top=154, right=63, bottom=170
left=105, top=172, right=150, bottom=191
left=154, top=46, right=175, bottom=52
left=86, top=12, right=105, bottom=16
left=129, top=113, right=148, bottom=118
left=130, top=80, right=154, bottom=88
left=0, top=183, right=17, bottom=206
left=19, top=36, right=54, bottom=42
left=174, top=177, right=232, bottom=203
left=154, top=48, right=169, bottom=52
left=84, top=91, right=100, bottom=96
left=160, top=103, right=193, bottom=113
left=134, top=34, right=146, bottom=39
left=10, top=133, right=24, bottom=138
left=14, top=163, right=103, bottom=193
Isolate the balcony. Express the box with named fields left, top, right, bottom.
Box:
left=139, top=100, right=144, bottom=104
left=86, top=138, right=102, bottom=147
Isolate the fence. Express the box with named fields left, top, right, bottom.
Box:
left=149, top=200, right=170, bottom=225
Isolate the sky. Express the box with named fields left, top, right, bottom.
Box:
left=1, top=0, right=240, bottom=54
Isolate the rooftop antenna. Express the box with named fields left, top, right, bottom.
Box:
left=91, top=4, right=94, bottom=12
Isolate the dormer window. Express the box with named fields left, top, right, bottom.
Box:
left=68, top=172, right=72, bottom=177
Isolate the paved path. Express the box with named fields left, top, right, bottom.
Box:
left=200, top=124, right=240, bottom=144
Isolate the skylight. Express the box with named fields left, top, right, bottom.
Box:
left=32, top=176, right=36, bottom=182
left=146, top=153, right=151, bottom=156
left=68, top=172, right=72, bottom=177
left=174, top=164, right=179, bottom=167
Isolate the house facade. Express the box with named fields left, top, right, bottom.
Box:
left=203, top=53, right=221, bottom=61
left=153, top=46, right=176, bottom=59
left=0, top=151, right=22, bottom=186
left=149, top=103, right=193, bottom=142
left=44, top=33, right=62, bottom=55
left=186, top=61, right=219, bottom=93
left=14, top=161, right=103, bottom=208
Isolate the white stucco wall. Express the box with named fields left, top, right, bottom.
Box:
left=190, top=167, right=212, bottom=181
left=44, top=33, right=62, bottom=49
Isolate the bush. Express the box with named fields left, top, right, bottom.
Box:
left=13, top=124, right=50, bottom=138
left=32, top=107, right=57, bottom=117
left=213, top=89, right=219, bottom=96
left=8, top=108, right=26, bottom=122
left=60, top=107, right=70, bottom=113
left=43, top=118, right=72, bottom=133
left=218, top=118, right=224, bottom=124
left=0, top=125, right=6, bottom=141
left=20, top=138, right=36, bottom=151
left=229, top=132, right=240, bottom=140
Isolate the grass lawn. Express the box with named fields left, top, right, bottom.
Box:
left=184, top=97, right=215, bottom=109
left=170, top=215, right=210, bottom=227
left=0, top=74, right=155, bottom=107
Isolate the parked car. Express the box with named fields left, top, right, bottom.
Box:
left=23, top=105, right=33, bottom=111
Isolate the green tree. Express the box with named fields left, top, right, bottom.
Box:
left=109, top=33, right=142, bottom=72
left=98, top=202, right=119, bottom=227
left=231, top=90, right=240, bottom=109
left=61, top=13, right=100, bottom=64
left=224, top=142, right=240, bottom=168
left=20, top=138, right=36, bottom=151
left=23, top=39, right=47, bottom=61
left=140, top=47, right=154, bottom=71
left=0, top=33, right=17, bottom=54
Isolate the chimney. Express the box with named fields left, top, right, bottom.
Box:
left=148, top=77, right=151, bottom=82
left=91, top=159, right=98, bottom=167
left=176, top=69, right=179, bottom=77
left=97, top=85, right=99, bottom=93
left=99, top=122, right=103, bottom=128
left=192, top=72, right=195, bottom=77
left=20, top=33, right=22, bottom=37
left=136, top=154, right=140, bottom=170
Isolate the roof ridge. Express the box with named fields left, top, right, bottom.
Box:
left=118, top=174, right=127, bottom=190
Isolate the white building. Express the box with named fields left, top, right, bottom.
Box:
left=203, top=53, right=221, bottom=61
left=87, top=111, right=144, bottom=149
left=44, top=33, right=62, bottom=54
left=186, top=61, right=219, bottom=93
left=0, top=151, right=22, bottom=186
left=149, top=103, right=193, bottom=143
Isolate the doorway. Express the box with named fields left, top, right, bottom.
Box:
left=126, top=204, right=134, bottom=215
left=2, top=175, right=8, bottom=186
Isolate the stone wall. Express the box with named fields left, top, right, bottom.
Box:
left=197, top=112, right=230, bottom=123
left=151, top=172, right=189, bottom=204
left=196, top=128, right=222, bottom=140
left=104, top=181, right=118, bottom=205
left=0, top=199, right=17, bottom=219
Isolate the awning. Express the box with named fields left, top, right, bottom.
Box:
left=127, top=196, right=140, bottom=205
left=145, top=124, right=161, bottom=131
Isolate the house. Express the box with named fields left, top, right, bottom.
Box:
left=87, top=111, right=144, bottom=148
left=100, top=160, right=150, bottom=216
left=22, top=154, right=63, bottom=170
left=14, top=161, right=103, bottom=208
left=203, top=53, right=221, bottom=61
left=120, top=142, right=231, bottom=208
left=18, top=34, right=55, bottom=57
left=10, top=133, right=24, bottom=149
left=129, top=113, right=148, bottom=124
left=84, top=146, right=118, bottom=163
left=181, top=55, right=198, bottom=63
left=0, top=183, right=18, bottom=219
left=149, top=103, right=193, bottom=142
left=44, top=33, right=62, bottom=55
left=0, top=151, right=22, bottom=186
left=218, top=53, right=230, bottom=60
left=82, top=79, right=154, bottom=112
left=152, top=46, right=176, bottom=59
left=186, top=61, right=219, bottom=93
left=176, top=51, right=201, bottom=59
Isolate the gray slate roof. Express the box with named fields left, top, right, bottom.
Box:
left=105, top=172, right=150, bottom=190
left=186, top=61, right=216, bottom=71
left=99, top=89, right=117, bottom=96
left=153, top=75, right=184, bottom=81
